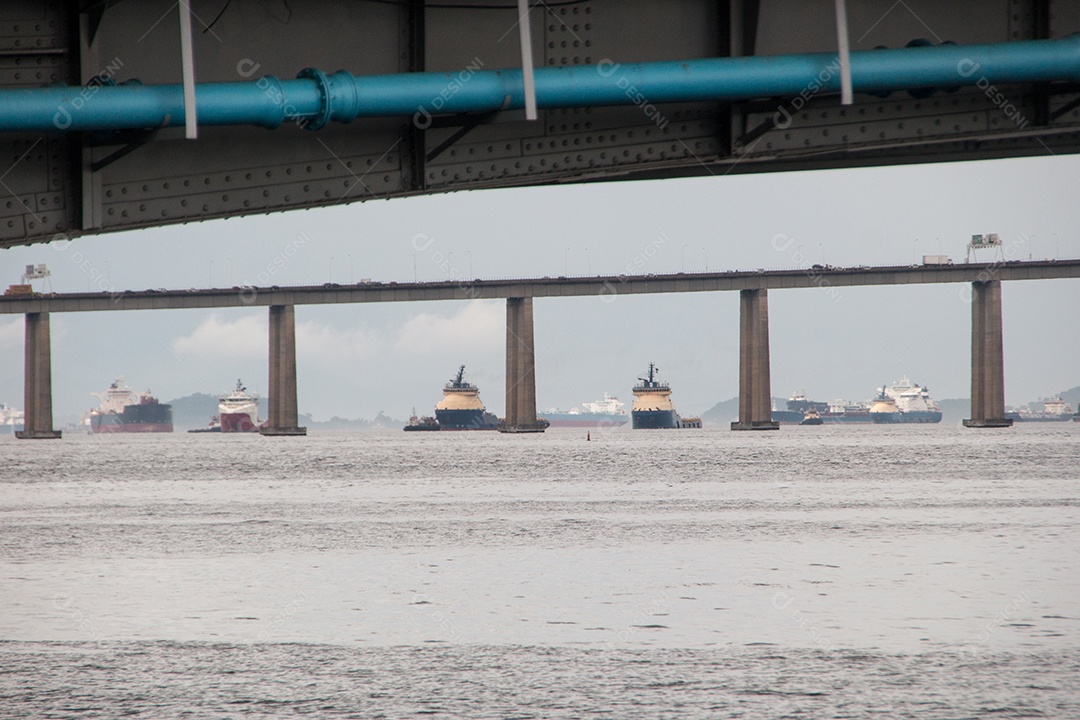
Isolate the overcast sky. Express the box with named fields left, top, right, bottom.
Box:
left=2, top=152, right=1079, bottom=424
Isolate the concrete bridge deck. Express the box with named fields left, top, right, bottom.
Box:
left=3, top=259, right=1078, bottom=314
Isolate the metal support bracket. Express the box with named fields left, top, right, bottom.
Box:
left=517, top=0, right=538, bottom=121
left=425, top=112, right=500, bottom=162
left=835, top=0, right=853, bottom=105
left=179, top=0, right=198, bottom=138
left=88, top=130, right=159, bottom=172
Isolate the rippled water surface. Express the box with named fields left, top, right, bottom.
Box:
left=1, top=424, right=1078, bottom=718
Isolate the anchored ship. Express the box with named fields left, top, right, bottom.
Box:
left=772, top=392, right=871, bottom=424
left=869, top=377, right=942, bottom=424
left=90, top=378, right=173, bottom=433
left=0, top=402, right=24, bottom=435
left=434, top=366, right=500, bottom=430
left=542, top=393, right=629, bottom=428
left=219, top=379, right=262, bottom=432
left=1007, top=397, right=1075, bottom=422
left=631, top=363, right=699, bottom=429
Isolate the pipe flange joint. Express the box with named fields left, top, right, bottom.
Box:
left=297, top=67, right=333, bottom=131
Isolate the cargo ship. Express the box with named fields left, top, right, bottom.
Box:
left=869, top=377, right=942, bottom=424
left=542, top=393, right=629, bottom=428
left=219, top=379, right=262, bottom=432
left=771, top=392, right=871, bottom=424
left=434, top=366, right=500, bottom=430
left=90, top=378, right=173, bottom=433
left=1007, top=397, right=1075, bottom=422
left=0, top=402, right=24, bottom=435
left=631, top=363, right=700, bottom=429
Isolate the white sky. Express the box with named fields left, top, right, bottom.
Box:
left=2, top=153, right=1079, bottom=423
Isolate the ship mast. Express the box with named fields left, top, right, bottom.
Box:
left=638, top=363, right=660, bottom=388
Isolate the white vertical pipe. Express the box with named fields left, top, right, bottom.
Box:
left=834, top=0, right=853, bottom=105
left=517, top=0, right=538, bottom=121
left=179, top=0, right=198, bottom=138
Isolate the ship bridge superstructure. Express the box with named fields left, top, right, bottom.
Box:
left=92, top=378, right=134, bottom=415
left=436, top=366, right=487, bottom=412
left=632, top=363, right=676, bottom=413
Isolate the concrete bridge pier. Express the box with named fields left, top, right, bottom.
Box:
left=16, top=312, right=62, bottom=439
left=964, top=280, right=1013, bottom=428
left=500, top=297, right=545, bottom=433
left=261, top=305, right=307, bottom=436
left=731, top=289, right=780, bottom=431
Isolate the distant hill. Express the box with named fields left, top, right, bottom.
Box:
left=1006, top=385, right=1079, bottom=414
left=701, top=396, right=791, bottom=424
left=165, top=393, right=223, bottom=429
left=306, top=411, right=402, bottom=431
left=1027, top=385, right=1080, bottom=412
left=937, top=398, right=969, bottom=426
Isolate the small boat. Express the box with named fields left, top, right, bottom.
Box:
left=404, top=408, right=440, bottom=431
left=187, top=416, right=222, bottom=433
left=800, top=409, right=823, bottom=425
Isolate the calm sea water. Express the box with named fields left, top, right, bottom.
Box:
left=1, top=424, right=1078, bottom=718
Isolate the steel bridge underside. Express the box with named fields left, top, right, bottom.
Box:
left=1, top=0, right=1078, bottom=250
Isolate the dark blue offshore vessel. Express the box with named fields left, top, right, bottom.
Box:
left=630, top=363, right=682, bottom=429
left=433, top=366, right=500, bottom=430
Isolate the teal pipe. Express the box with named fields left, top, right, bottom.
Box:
left=3, top=36, right=1078, bottom=133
